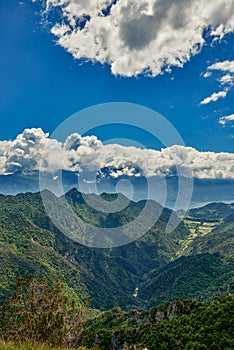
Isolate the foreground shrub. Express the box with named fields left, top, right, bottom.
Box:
left=0, top=276, right=87, bottom=347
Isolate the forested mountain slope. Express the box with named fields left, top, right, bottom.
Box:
left=0, top=191, right=233, bottom=310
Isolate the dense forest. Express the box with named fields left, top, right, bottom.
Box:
left=0, top=277, right=233, bottom=350
left=0, top=191, right=233, bottom=310
left=0, top=191, right=233, bottom=349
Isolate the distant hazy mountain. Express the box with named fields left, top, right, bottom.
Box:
left=0, top=170, right=233, bottom=209
left=188, top=202, right=234, bottom=221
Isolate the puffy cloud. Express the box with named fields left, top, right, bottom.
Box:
left=201, top=60, right=234, bottom=104
left=200, top=90, right=227, bottom=105
left=207, top=61, right=234, bottom=90
left=207, top=60, right=234, bottom=73
left=44, top=0, right=234, bottom=77
left=0, top=128, right=234, bottom=179
left=219, top=74, right=233, bottom=85
left=219, top=113, right=234, bottom=125
left=0, top=128, right=62, bottom=174
left=203, top=71, right=212, bottom=78
left=64, top=133, right=102, bottom=151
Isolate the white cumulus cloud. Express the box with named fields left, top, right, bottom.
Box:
left=208, top=60, right=234, bottom=73
left=44, top=0, right=234, bottom=77
left=219, top=74, right=233, bottom=85
left=219, top=113, right=234, bottom=125
left=200, top=90, right=228, bottom=105
left=0, top=128, right=234, bottom=179
left=201, top=60, right=234, bottom=104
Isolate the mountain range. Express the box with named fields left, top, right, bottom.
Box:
left=0, top=189, right=233, bottom=311
left=0, top=170, right=234, bottom=209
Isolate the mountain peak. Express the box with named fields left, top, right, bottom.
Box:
left=64, top=187, right=84, bottom=203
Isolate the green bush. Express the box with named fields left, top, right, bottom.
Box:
left=0, top=276, right=87, bottom=347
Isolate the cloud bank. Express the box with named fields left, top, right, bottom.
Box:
left=44, top=0, right=234, bottom=77
left=0, top=128, right=234, bottom=179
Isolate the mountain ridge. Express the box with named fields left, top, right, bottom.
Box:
left=0, top=170, right=233, bottom=208
left=0, top=191, right=233, bottom=310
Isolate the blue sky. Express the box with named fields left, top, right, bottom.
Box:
left=0, top=0, right=233, bottom=152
